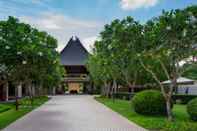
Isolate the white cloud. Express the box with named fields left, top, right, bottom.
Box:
left=120, top=0, right=158, bottom=10
left=82, top=36, right=99, bottom=52
left=20, top=12, right=103, bottom=52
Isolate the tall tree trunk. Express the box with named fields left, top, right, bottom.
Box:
left=102, top=82, right=107, bottom=97
left=112, top=79, right=117, bottom=102
left=30, top=84, right=34, bottom=107
left=106, top=82, right=111, bottom=98
left=128, top=82, right=134, bottom=93
left=15, top=82, right=22, bottom=111
left=166, top=97, right=173, bottom=121
left=140, top=59, right=174, bottom=121
left=15, top=85, right=19, bottom=111
left=28, top=82, right=33, bottom=108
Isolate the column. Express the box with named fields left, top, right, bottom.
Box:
left=17, top=83, right=22, bottom=98
left=32, top=85, right=35, bottom=96
left=5, top=82, right=9, bottom=101
left=52, top=87, right=56, bottom=95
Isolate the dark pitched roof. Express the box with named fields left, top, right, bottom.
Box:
left=60, top=36, right=89, bottom=66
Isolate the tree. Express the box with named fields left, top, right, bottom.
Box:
left=87, top=43, right=112, bottom=97
left=104, top=17, right=145, bottom=92
left=87, top=17, right=153, bottom=97
left=182, top=63, right=197, bottom=80
left=0, top=16, right=64, bottom=110
left=139, top=6, right=197, bottom=121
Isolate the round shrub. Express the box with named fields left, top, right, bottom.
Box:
left=187, top=98, right=197, bottom=121
left=132, top=90, right=167, bottom=115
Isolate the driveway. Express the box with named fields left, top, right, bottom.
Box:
left=3, top=95, right=146, bottom=131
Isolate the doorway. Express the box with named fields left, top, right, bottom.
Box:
left=0, top=84, right=6, bottom=101
left=68, top=83, right=82, bottom=94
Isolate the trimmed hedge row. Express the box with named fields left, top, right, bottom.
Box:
left=113, top=92, right=135, bottom=100
left=114, top=92, right=197, bottom=104
left=173, top=94, right=197, bottom=104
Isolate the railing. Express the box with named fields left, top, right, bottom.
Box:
left=65, top=74, right=87, bottom=77
left=64, top=74, right=90, bottom=82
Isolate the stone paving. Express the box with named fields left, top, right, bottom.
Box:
left=3, top=95, right=146, bottom=131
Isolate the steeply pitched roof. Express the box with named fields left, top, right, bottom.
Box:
left=60, top=36, right=89, bottom=66
left=162, top=77, right=195, bottom=85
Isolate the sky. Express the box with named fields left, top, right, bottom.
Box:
left=0, top=0, right=197, bottom=52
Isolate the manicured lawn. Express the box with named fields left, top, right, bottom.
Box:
left=0, top=96, right=49, bottom=129
left=95, top=97, right=197, bottom=131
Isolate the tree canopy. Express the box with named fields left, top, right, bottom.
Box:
left=0, top=16, right=64, bottom=101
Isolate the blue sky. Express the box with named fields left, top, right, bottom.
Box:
left=0, top=0, right=197, bottom=51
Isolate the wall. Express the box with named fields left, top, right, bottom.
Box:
left=178, top=84, right=197, bottom=95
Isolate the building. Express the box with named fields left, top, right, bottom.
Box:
left=60, top=36, right=91, bottom=94
left=162, top=77, right=197, bottom=95
left=1, top=36, right=91, bottom=100
left=0, top=80, right=23, bottom=101
left=0, top=71, right=28, bottom=101
left=0, top=78, right=8, bottom=101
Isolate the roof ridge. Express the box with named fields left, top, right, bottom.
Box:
left=60, top=36, right=89, bottom=66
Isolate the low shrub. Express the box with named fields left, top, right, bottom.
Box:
left=173, top=94, right=197, bottom=104
left=132, top=90, right=167, bottom=115
left=187, top=98, right=197, bottom=121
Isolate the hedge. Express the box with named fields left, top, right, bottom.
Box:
left=187, top=98, right=197, bottom=121
left=113, top=92, right=135, bottom=100
left=113, top=92, right=197, bottom=105
left=132, top=90, right=167, bottom=115
left=172, top=94, right=197, bottom=104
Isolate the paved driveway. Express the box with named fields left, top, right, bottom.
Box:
left=3, top=95, right=146, bottom=131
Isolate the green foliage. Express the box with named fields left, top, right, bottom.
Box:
left=142, top=5, right=197, bottom=85
left=132, top=90, right=167, bottom=115
left=87, top=16, right=154, bottom=91
left=187, top=98, right=197, bottom=121
left=173, top=94, right=197, bottom=104
left=183, top=63, right=197, bottom=80
left=0, top=16, right=64, bottom=89
left=18, top=96, right=49, bottom=107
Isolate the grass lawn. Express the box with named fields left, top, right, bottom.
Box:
left=0, top=96, right=49, bottom=129
left=95, top=97, right=197, bottom=131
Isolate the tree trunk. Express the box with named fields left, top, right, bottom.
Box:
left=140, top=59, right=174, bottom=121
left=166, top=97, right=173, bottom=121
left=128, top=82, right=134, bottom=93
left=28, top=83, right=34, bottom=108
left=30, top=85, right=34, bottom=108
left=112, top=79, right=117, bottom=102
left=172, top=73, right=178, bottom=94
left=15, top=85, right=19, bottom=111
left=106, top=83, right=110, bottom=98
left=102, top=82, right=107, bottom=97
